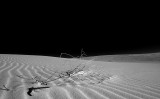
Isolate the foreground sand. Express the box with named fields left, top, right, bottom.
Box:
left=0, top=54, right=160, bottom=99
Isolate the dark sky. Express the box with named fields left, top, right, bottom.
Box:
left=0, top=35, right=159, bottom=58
left=1, top=6, right=159, bottom=57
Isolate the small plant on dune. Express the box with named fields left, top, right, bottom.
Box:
left=37, top=49, right=90, bottom=84
left=59, top=49, right=109, bottom=85
left=59, top=48, right=94, bottom=75
left=37, top=66, right=78, bottom=86
left=33, top=49, right=107, bottom=86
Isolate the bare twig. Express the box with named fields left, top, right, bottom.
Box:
left=16, top=75, right=33, bottom=80
left=77, top=48, right=87, bottom=59
left=60, top=48, right=87, bottom=59
left=16, top=75, right=43, bottom=85
left=0, top=85, right=10, bottom=91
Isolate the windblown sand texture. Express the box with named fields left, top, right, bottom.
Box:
left=0, top=54, right=160, bottom=99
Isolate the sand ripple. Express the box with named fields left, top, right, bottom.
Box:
left=0, top=55, right=160, bottom=99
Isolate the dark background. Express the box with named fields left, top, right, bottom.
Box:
left=0, top=3, right=159, bottom=57
left=0, top=36, right=159, bottom=58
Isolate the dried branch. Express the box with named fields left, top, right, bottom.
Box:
left=0, top=85, right=10, bottom=91
left=27, top=86, right=50, bottom=96
left=16, top=75, right=33, bottom=80
left=60, top=48, right=87, bottom=59
left=16, top=75, right=43, bottom=85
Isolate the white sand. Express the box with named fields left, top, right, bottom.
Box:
left=0, top=54, right=160, bottom=99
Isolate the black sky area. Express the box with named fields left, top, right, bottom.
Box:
left=0, top=39, right=159, bottom=58
left=1, top=2, right=159, bottom=58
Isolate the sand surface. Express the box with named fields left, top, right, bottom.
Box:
left=0, top=54, right=160, bottom=99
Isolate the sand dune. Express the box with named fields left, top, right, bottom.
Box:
left=0, top=54, right=160, bottom=99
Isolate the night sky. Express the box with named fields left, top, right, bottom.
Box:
left=1, top=5, right=159, bottom=57
left=0, top=35, right=159, bottom=58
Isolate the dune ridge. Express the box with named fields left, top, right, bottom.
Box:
left=0, top=54, right=160, bottom=99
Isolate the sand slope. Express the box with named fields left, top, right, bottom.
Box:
left=0, top=54, right=160, bottom=99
